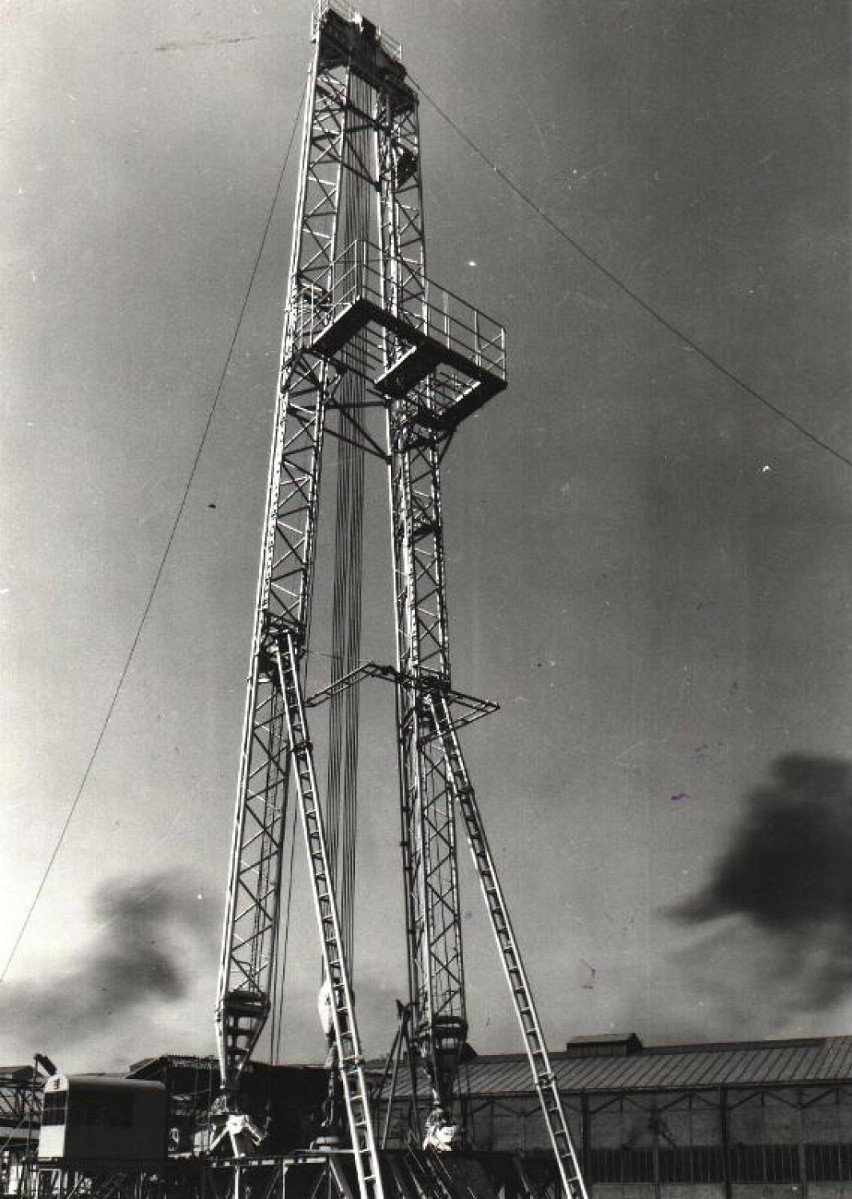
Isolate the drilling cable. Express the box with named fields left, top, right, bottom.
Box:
left=273, top=798, right=298, bottom=1063
left=0, top=77, right=308, bottom=986
left=325, top=67, right=371, bottom=974
left=270, top=795, right=298, bottom=1064
left=410, top=74, right=852, bottom=473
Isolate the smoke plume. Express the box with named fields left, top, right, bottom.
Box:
left=670, top=754, right=852, bottom=1017
left=0, top=872, right=216, bottom=1066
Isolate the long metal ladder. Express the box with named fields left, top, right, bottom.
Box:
left=275, top=634, right=385, bottom=1199
left=428, top=694, right=589, bottom=1199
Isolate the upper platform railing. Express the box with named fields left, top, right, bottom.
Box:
left=294, top=240, right=506, bottom=394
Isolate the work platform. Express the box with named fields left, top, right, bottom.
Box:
left=201, top=1149, right=535, bottom=1199
left=30, top=1151, right=555, bottom=1199
left=31, top=1148, right=550, bottom=1199
left=295, top=241, right=507, bottom=434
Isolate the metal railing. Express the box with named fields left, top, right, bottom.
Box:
left=295, top=240, right=506, bottom=384
left=313, top=0, right=403, bottom=64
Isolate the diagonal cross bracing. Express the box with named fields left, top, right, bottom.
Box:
left=214, top=6, right=584, bottom=1199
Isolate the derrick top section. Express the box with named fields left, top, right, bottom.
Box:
left=295, top=1, right=507, bottom=437
left=314, top=0, right=412, bottom=109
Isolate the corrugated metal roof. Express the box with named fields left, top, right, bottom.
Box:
left=0, top=1065, right=34, bottom=1079
left=394, top=1036, right=852, bottom=1097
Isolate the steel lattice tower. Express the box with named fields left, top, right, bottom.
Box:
left=214, top=6, right=589, bottom=1199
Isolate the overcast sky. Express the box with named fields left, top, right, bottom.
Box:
left=2, top=0, right=851, bottom=1074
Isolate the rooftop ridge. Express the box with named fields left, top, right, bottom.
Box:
left=557, top=1034, right=835, bottom=1058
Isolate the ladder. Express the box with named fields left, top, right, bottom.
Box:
left=275, top=634, right=385, bottom=1199
left=428, top=694, right=589, bottom=1199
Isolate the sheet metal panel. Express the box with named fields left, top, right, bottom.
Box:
left=396, top=1037, right=852, bottom=1098
left=822, top=1038, right=852, bottom=1078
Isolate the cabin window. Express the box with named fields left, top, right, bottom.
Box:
left=41, top=1093, right=68, bottom=1127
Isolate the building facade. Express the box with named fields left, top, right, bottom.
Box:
left=382, top=1034, right=852, bottom=1199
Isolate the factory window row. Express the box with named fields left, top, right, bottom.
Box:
left=587, top=1144, right=852, bottom=1184
left=807, top=1143, right=852, bottom=1181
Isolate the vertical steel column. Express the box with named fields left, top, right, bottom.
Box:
left=215, top=19, right=354, bottom=1103
left=720, top=1087, right=732, bottom=1199
left=377, top=84, right=468, bottom=1120
left=215, top=11, right=390, bottom=1191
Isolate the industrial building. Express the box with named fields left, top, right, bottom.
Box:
left=383, top=1033, right=852, bottom=1196
left=5, top=1034, right=852, bottom=1199
left=126, top=1055, right=327, bottom=1157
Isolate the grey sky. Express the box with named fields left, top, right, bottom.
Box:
left=2, top=0, right=850, bottom=1072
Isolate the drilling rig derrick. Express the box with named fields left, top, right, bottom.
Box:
left=214, top=4, right=588, bottom=1199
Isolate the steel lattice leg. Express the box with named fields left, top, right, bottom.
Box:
left=215, top=28, right=346, bottom=1097
left=275, top=636, right=385, bottom=1199
left=429, top=694, right=589, bottom=1199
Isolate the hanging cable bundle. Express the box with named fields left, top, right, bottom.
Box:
left=325, top=68, right=372, bottom=972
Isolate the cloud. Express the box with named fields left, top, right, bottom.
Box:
left=669, top=755, right=852, bottom=1021
left=0, top=872, right=217, bottom=1068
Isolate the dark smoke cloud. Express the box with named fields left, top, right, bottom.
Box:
left=671, top=754, right=852, bottom=1012
left=85, top=874, right=201, bottom=1008
left=1, top=872, right=214, bottom=1057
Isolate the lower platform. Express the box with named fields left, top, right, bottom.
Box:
left=32, top=1148, right=561, bottom=1199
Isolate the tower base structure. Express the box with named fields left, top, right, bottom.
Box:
left=32, top=1151, right=563, bottom=1199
